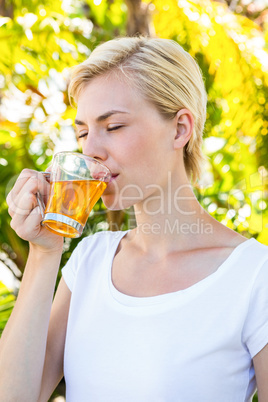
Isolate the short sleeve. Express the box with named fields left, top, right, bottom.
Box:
left=242, top=259, right=268, bottom=357
left=61, top=231, right=112, bottom=292
left=61, top=240, right=85, bottom=292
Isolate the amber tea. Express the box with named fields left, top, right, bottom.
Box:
left=43, top=179, right=107, bottom=238
left=40, top=152, right=111, bottom=237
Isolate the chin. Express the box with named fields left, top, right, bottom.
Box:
left=101, top=194, right=136, bottom=211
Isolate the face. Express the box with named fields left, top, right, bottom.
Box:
left=75, top=73, right=180, bottom=210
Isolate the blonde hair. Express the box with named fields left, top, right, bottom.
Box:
left=69, top=37, right=207, bottom=183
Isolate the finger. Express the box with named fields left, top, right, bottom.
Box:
left=6, top=169, right=37, bottom=203
left=45, top=165, right=52, bottom=174
left=7, top=172, right=50, bottom=216
left=39, top=172, right=51, bottom=205
left=9, top=182, right=47, bottom=234
left=7, top=169, right=50, bottom=207
left=8, top=175, right=48, bottom=218
left=9, top=185, right=38, bottom=218
left=10, top=205, right=43, bottom=241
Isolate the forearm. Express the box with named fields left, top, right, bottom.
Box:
left=0, top=245, right=62, bottom=402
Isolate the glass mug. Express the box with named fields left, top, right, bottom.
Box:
left=37, top=152, right=111, bottom=238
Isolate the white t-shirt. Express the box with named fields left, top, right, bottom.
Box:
left=62, top=231, right=268, bottom=402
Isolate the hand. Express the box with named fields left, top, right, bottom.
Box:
left=6, top=169, right=63, bottom=252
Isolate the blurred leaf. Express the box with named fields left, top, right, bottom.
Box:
left=0, top=282, right=16, bottom=336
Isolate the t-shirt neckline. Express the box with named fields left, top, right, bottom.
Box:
left=108, top=232, right=256, bottom=307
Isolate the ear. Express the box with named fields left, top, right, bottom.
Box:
left=174, top=109, right=194, bottom=150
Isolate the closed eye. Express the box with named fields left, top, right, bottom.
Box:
left=107, top=125, right=124, bottom=132
left=78, top=132, right=88, bottom=139
left=77, top=125, right=124, bottom=138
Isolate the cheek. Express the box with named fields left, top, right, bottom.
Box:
left=124, top=146, right=164, bottom=188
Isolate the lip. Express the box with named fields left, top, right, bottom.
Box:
left=109, top=174, right=119, bottom=183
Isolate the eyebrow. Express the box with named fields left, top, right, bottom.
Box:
left=74, top=110, right=129, bottom=126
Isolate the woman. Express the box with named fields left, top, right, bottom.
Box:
left=1, top=36, right=268, bottom=401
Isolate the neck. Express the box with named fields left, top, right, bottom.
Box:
left=131, top=179, right=215, bottom=254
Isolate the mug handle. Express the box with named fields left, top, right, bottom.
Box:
left=36, top=172, right=51, bottom=219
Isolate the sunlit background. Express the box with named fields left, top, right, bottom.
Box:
left=1, top=1, right=268, bottom=399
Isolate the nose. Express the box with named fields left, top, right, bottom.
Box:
left=82, top=130, right=108, bottom=162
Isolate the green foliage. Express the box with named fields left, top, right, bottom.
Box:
left=0, top=0, right=127, bottom=273
left=1, top=0, right=266, bottom=277
left=153, top=0, right=268, bottom=243
left=0, top=282, right=16, bottom=336
left=0, top=0, right=267, bottom=399
left=0, top=0, right=267, bottom=289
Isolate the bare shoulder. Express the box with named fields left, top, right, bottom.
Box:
left=186, top=221, right=251, bottom=269
left=202, top=218, right=249, bottom=250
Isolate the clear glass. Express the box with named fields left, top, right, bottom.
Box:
left=41, top=152, right=111, bottom=238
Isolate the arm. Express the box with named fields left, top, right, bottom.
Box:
left=253, top=343, right=268, bottom=402
left=0, top=169, right=66, bottom=401
left=38, top=277, right=71, bottom=402
left=0, top=247, right=64, bottom=401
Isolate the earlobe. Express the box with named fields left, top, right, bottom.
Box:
left=174, top=109, right=194, bottom=149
